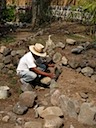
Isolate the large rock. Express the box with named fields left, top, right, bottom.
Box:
left=19, top=91, right=37, bottom=108
left=81, top=67, right=94, bottom=77
left=44, top=115, right=63, bottom=128
left=51, top=89, right=61, bottom=106
left=38, top=106, right=63, bottom=118
left=53, top=52, right=62, bottom=63
left=40, top=77, right=51, bottom=85
left=68, top=58, right=79, bottom=69
left=24, top=121, right=43, bottom=128
left=0, top=86, right=10, bottom=99
left=13, top=102, right=28, bottom=115
left=59, top=95, right=78, bottom=119
left=78, top=102, right=96, bottom=125
left=66, top=38, right=76, bottom=45
left=56, top=42, right=65, bottom=49
left=71, top=46, right=84, bottom=54
left=16, top=50, right=26, bottom=57
left=50, top=79, right=59, bottom=89
left=3, top=55, right=12, bottom=64
left=3, top=48, right=11, bottom=56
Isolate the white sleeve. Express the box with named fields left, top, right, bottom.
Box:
left=26, top=53, right=36, bottom=68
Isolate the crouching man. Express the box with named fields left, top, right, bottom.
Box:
left=16, top=43, right=55, bottom=92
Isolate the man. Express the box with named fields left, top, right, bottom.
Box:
left=17, top=43, right=55, bottom=91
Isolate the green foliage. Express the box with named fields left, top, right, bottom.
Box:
left=83, top=2, right=96, bottom=24
left=0, top=35, right=15, bottom=45
left=2, top=5, right=16, bottom=22
left=78, top=0, right=96, bottom=25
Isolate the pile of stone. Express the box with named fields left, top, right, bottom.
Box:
left=0, top=37, right=96, bottom=82
left=45, top=38, right=96, bottom=82
left=0, top=45, right=26, bottom=74
left=0, top=37, right=96, bottom=128
left=1, top=81, right=96, bottom=128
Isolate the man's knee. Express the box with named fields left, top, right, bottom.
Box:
left=32, top=72, right=37, bottom=79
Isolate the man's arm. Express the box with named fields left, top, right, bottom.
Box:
left=31, top=67, right=55, bottom=79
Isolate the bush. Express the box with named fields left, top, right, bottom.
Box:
left=2, top=5, right=16, bottom=22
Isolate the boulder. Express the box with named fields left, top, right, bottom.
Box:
left=78, top=102, right=96, bottom=125
left=44, top=115, right=63, bottom=128
left=19, top=91, right=37, bottom=108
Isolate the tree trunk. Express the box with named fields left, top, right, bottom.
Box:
left=0, top=0, right=6, bottom=22
left=31, top=0, right=38, bottom=29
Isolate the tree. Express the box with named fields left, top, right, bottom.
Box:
left=0, top=0, right=6, bottom=22
left=31, top=0, right=51, bottom=29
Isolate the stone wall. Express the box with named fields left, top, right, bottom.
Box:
left=49, top=5, right=92, bottom=24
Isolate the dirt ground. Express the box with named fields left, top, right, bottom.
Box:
left=0, top=21, right=96, bottom=128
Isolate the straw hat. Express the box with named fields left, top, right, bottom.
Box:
left=29, top=43, right=46, bottom=57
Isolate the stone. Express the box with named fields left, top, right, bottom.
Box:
left=51, top=89, right=61, bottom=106
left=79, top=92, right=89, bottom=99
left=70, top=124, right=75, bottom=128
left=0, top=86, right=10, bottom=99
left=39, top=106, right=63, bottom=118
left=68, top=58, right=79, bottom=69
left=59, top=95, right=77, bottom=119
left=53, top=52, right=62, bottom=63
left=76, top=67, right=81, bottom=73
left=50, top=79, right=59, bottom=89
left=7, top=111, right=17, bottom=122
left=11, top=50, right=17, bottom=56
left=0, top=46, right=6, bottom=54
left=16, top=50, right=26, bottom=57
left=56, top=42, right=65, bottom=49
left=3, top=55, right=12, bottom=64
left=81, top=67, right=94, bottom=77
left=54, top=66, right=62, bottom=81
left=0, top=63, right=5, bottom=70
left=2, top=115, right=10, bottom=122
left=61, top=56, right=68, bottom=65
left=24, top=121, right=43, bottom=128
left=3, top=48, right=11, bottom=56
left=88, top=59, right=96, bottom=68
left=40, top=77, right=51, bottom=85
left=44, top=115, right=63, bottom=128
left=35, top=106, right=45, bottom=117
left=79, top=59, right=88, bottom=68
left=66, top=38, right=76, bottom=45
left=91, top=75, right=96, bottom=82
left=13, top=102, right=28, bottom=115
left=0, top=54, right=3, bottom=63
left=19, top=91, right=37, bottom=108
left=78, top=102, right=96, bottom=125
left=12, top=55, right=19, bottom=66
left=71, top=46, right=84, bottom=54
left=16, top=118, right=25, bottom=125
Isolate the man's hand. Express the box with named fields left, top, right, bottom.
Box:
left=31, top=67, right=56, bottom=79
left=48, top=73, right=56, bottom=79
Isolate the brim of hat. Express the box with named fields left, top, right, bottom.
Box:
left=29, top=45, right=46, bottom=57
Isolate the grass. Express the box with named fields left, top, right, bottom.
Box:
left=0, top=35, right=15, bottom=45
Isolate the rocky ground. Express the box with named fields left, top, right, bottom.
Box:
left=0, top=21, right=96, bottom=128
